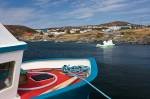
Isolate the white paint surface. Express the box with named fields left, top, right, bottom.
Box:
left=0, top=51, right=24, bottom=99
left=21, top=59, right=91, bottom=70
left=0, top=23, right=26, bottom=47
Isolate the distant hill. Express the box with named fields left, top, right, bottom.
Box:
left=100, top=21, right=132, bottom=26
left=47, top=21, right=143, bottom=29
left=4, top=25, right=37, bottom=37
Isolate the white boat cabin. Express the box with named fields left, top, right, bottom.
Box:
left=0, top=23, right=27, bottom=99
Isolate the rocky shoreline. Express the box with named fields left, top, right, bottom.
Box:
left=20, top=28, right=150, bottom=45
left=5, top=22, right=150, bottom=45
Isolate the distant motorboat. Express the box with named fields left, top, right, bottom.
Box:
left=96, top=40, right=115, bottom=47
left=43, top=39, right=47, bottom=41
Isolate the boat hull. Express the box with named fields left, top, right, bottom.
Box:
left=20, top=58, right=98, bottom=99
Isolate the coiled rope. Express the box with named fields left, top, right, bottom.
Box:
left=62, top=65, right=112, bottom=99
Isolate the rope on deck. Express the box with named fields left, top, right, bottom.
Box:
left=62, top=65, right=111, bottom=99
left=69, top=72, right=112, bottom=99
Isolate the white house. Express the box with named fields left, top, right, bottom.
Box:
left=103, top=25, right=131, bottom=33
left=35, top=29, right=49, bottom=33
left=109, top=26, right=131, bottom=30
left=35, top=29, right=42, bottom=33
left=0, top=23, right=27, bottom=99
left=49, top=31, right=66, bottom=35
left=109, top=26, right=121, bottom=31
left=80, top=29, right=92, bottom=33
left=70, top=28, right=80, bottom=34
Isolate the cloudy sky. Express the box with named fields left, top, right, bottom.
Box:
left=0, top=0, right=150, bottom=28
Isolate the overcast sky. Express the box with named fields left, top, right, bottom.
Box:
left=0, top=0, right=150, bottom=28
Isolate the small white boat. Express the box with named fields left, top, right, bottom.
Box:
left=43, top=39, right=47, bottom=41
left=96, top=40, right=115, bottom=48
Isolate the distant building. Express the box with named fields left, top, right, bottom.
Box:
left=35, top=29, right=49, bottom=33
left=80, top=29, right=92, bottom=33
left=86, top=25, right=102, bottom=29
left=102, top=29, right=112, bottom=32
left=109, top=26, right=121, bottom=31
left=70, top=28, right=80, bottom=34
left=49, top=31, right=66, bottom=36
left=103, top=25, right=131, bottom=32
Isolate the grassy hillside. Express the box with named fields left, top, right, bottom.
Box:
left=100, top=21, right=130, bottom=26
left=3, top=23, right=150, bottom=44
left=117, top=28, right=150, bottom=44
left=52, top=28, right=150, bottom=44
left=53, top=30, right=104, bottom=42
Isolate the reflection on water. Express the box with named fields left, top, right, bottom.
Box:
left=101, top=46, right=115, bottom=64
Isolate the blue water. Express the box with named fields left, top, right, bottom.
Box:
left=23, top=41, right=150, bottom=99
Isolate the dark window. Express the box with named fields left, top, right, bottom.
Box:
left=0, top=61, right=15, bottom=90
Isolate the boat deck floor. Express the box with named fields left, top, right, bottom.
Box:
left=18, top=68, right=80, bottom=99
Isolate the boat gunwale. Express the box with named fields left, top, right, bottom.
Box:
left=0, top=42, right=27, bottom=53
left=21, top=58, right=98, bottom=99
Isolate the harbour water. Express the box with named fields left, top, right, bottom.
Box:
left=23, top=41, right=150, bottom=99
